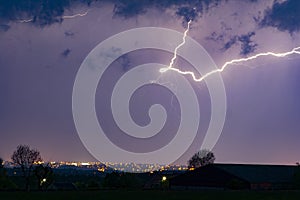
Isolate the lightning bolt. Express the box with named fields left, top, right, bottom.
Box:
left=62, top=10, right=89, bottom=19
left=160, top=20, right=192, bottom=73
left=160, top=22, right=300, bottom=82
left=17, top=19, right=33, bottom=23
left=17, top=10, right=89, bottom=23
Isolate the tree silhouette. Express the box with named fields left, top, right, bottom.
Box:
left=11, top=145, right=42, bottom=191
left=34, top=164, right=53, bottom=190
left=188, top=149, right=215, bottom=169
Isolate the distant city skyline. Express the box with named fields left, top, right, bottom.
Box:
left=2, top=160, right=189, bottom=173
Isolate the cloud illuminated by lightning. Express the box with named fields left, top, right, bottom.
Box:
left=160, top=22, right=300, bottom=82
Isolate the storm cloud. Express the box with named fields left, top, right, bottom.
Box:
left=260, top=0, right=300, bottom=33
left=209, top=31, right=257, bottom=56
left=0, top=0, right=223, bottom=27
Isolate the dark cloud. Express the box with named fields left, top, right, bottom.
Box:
left=112, top=0, right=258, bottom=23
left=0, top=24, right=10, bottom=32
left=0, top=0, right=262, bottom=27
left=113, top=0, right=147, bottom=18
left=238, top=32, right=257, bottom=55
left=260, top=0, right=300, bottom=33
left=213, top=31, right=257, bottom=55
left=61, top=48, right=71, bottom=57
left=112, top=0, right=223, bottom=23
left=176, top=6, right=199, bottom=24
left=1, top=0, right=200, bottom=26
left=224, top=32, right=257, bottom=55
left=223, top=36, right=238, bottom=50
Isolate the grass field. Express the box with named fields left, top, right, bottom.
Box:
left=0, top=190, right=300, bottom=200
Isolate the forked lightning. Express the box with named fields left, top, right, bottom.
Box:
left=160, top=21, right=300, bottom=82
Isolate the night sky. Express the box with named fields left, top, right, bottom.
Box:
left=0, top=0, right=300, bottom=165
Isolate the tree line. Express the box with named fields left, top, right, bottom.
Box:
left=0, top=144, right=216, bottom=191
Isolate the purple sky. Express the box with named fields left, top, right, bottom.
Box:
left=0, top=0, right=300, bottom=165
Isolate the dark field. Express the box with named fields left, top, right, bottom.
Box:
left=0, top=190, right=300, bottom=200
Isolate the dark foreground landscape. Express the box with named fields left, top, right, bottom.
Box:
left=1, top=190, right=300, bottom=200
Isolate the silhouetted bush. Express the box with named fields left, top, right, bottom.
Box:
left=294, top=166, right=300, bottom=189
left=34, top=164, right=54, bottom=190
left=226, top=178, right=249, bottom=190
left=0, top=161, right=18, bottom=191
left=103, top=172, right=142, bottom=189
left=87, top=179, right=100, bottom=190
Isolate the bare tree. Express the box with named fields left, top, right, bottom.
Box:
left=188, top=149, right=215, bottom=169
left=11, top=145, right=42, bottom=191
